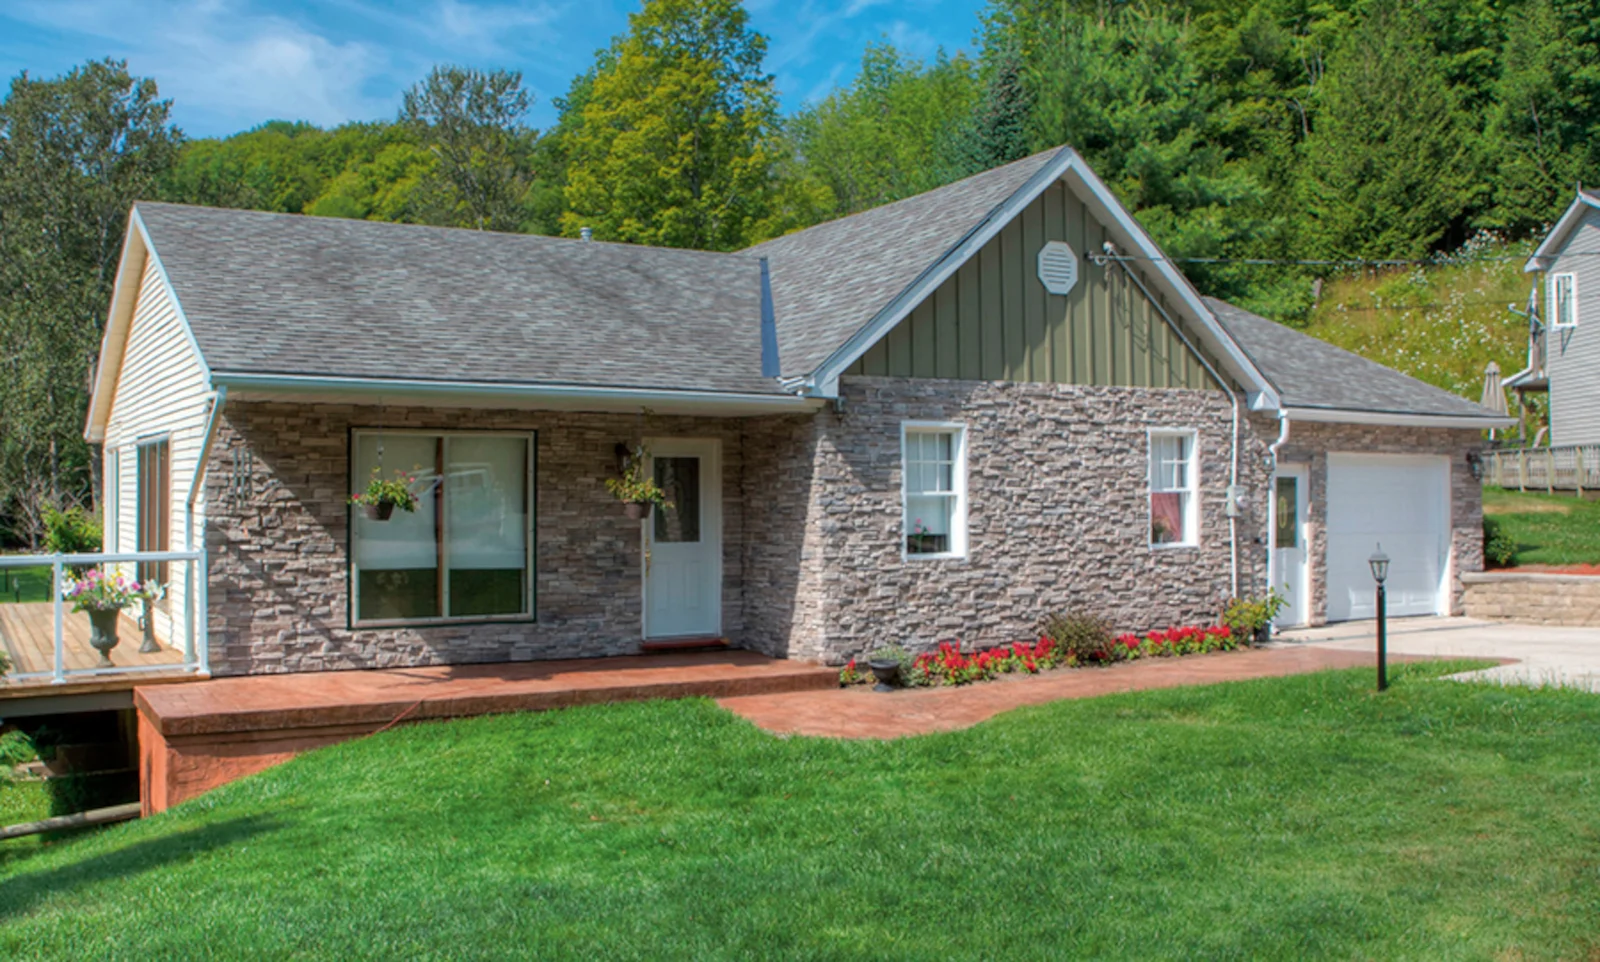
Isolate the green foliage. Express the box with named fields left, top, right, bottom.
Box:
left=1038, top=609, right=1115, bottom=663
left=0, top=729, right=37, bottom=773
left=40, top=504, right=101, bottom=556
left=1222, top=589, right=1289, bottom=642
left=349, top=468, right=420, bottom=513
left=399, top=66, right=539, bottom=231
left=561, top=0, right=779, bottom=250
left=0, top=59, right=181, bottom=547
left=604, top=445, right=673, bottom=508
left=1483, top=515, right=1518, bottom=568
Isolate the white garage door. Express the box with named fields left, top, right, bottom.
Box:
left=1326, top=453, right=1450, bottom=622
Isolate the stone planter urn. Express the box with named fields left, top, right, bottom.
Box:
left=623, top=502, right=652, bottom=521
left=364, top=501, right=396, bottom=522
left=867, top=658, right=900, bottom=692
left=86, top=608, right=123, bottom=667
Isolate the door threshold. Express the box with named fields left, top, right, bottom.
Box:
left=641, top=636, right=731, bottom=653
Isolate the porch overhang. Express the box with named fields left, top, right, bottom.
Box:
left=208, top=371, right=826, bottom=417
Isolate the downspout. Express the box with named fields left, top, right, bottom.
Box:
left=1098, top=243, right=1242, bottom=599
left=184, top=386, right=227, bottom=677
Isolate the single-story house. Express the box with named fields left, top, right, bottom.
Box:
left=1506, top=189, right=1600, bottom=444
left=86, top=146, right=1511, bottom=676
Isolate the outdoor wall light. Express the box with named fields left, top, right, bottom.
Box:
left=1466, top=450, right=1484, bottom=481
left=1369, top=544, right=1390, bottom=691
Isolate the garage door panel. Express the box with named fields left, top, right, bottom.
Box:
left=1326, top=454, right=1449, bottom=622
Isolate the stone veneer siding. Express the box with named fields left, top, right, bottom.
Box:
left=203, top=401, right=815, bottom=676
left=752, top=376, right=1273, bottom=664
left=1265, top=418, right=1484, bottom=625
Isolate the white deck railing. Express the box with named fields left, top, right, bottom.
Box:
left=1483, top=445, right=1600, bottom=494
left=0, top=550, right=207, bottom=686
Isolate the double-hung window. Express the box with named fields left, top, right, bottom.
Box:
left=902, top=424, right=966, bottom=558
left=351, top=431, right=533, bottom=624
left=136, top=439, right=170, bottom=586
left=1551, top=273, right=1578, bottom=329
left=1149, top=430, right=1198, bottom=547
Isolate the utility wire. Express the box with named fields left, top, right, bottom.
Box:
left=1087, top=251, right=1600, bottom=268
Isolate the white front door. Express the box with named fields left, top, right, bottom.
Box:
left=1270, top=464, right=1310, bottom=627
left=643, top=439, right=722, bottom=639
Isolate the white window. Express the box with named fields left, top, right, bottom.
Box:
left=902, top=424, right=967, bottom=558
left=1149, top=430, right=1198, bottom=547
left=351, top=431, right=533, bottom=624
left=1551, top=273, right=1578, bottom=328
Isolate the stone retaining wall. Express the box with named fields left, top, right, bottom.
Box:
left=1461, top=571, right=1600, bottom=626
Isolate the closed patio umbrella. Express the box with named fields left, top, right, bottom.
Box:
left=1481, top=361, right=1507, bottom=440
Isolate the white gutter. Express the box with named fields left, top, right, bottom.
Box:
left=184, top=386, right=226, bottom=679
left=209, top=372, right=824, bottom=414
left=1281, top=406, right=1515, bottom=430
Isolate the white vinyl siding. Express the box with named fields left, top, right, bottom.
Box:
left=102, top=254, right=211, bottom=654
left=1545, top=207, right=1600, bottom=445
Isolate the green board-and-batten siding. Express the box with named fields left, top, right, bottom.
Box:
left=847, top=182, right=1220, bottom=390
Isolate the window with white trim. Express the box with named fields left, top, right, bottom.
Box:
left=903, top=425, right=966, bottom=557
left=1149, top=431, right=1198, bottom=547
left=351, top=431, right=533, bottom=624
left=1551, top=273, right=1578, bottom=328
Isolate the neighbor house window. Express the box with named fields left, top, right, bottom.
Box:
left=136, top=439, right=170, bottom=585
left=902, top=424, right=966, bottom=557
left=351, top=431, right=533, bottom=624
left=1149, top=431, right=1197, bottom=547
left=1552, top=273, right=1578, bottom=328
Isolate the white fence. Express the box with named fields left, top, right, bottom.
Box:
left=1482, top=445, right=1600, bottom=494
left=0, top=550, right=207, bottom=686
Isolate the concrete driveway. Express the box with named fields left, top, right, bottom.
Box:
left=1277, top=616, right=1600, bottom=692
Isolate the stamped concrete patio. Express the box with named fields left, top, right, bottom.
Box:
left=718, top=646, right=1417, bottom=739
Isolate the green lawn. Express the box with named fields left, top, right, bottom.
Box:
left=0, top=565, right=51, bottom=604
left=1, top=663, right=1598, bottom=960
left=1484, top=488, right=1600, bottom=566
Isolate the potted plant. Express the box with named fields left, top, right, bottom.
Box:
left=865, top=645, right=909, bottom=692
left=606, top=444, right=673, bottom=520
left=62, top=569, right=162, bottom=667
left=350, top=467, right=420, bottom=521
left=1222, top=588, right=1289, bottom=646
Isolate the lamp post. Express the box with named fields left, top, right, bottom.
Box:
left=1369, top=545, right=1390, bottom=692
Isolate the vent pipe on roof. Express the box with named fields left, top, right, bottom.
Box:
left=580, top=226, right=593, bottom=242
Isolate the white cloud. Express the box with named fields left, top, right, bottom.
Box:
left=6, top=0, right=392, bottom=131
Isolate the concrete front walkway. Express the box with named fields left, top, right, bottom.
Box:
left=719, top=646, right=1407, bottom=739
left=1279, top=616, right=1600, bottom=692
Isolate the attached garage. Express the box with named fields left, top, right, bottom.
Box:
left=1325, top=454, right=1451, bottom=621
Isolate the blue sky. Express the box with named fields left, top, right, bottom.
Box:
left=0, top=0, right=986, bottom=138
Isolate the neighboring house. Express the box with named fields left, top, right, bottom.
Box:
left=86, top=146, right=1510, bottom=677
left=1510, top=189, right=1600, bottom=444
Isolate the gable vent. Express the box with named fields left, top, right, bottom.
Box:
left=1037, top=240, right=1079, bottom=296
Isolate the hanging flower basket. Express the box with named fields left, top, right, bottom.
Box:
left=606, top=443, right=673, bottom=520
left=350, top=467, right=419, bottom=522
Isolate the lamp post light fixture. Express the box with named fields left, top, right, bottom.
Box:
left=1466, top=450, right=1484, bottom=481
left=1369, top=545, right=1390, bottom=692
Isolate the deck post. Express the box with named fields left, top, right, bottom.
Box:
left=51, top=558, right=66, bottom=685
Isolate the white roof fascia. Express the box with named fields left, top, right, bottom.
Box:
left=1525, top=192, right=1600, bottom=273
left=1282, top=405, right=1515, bottom=430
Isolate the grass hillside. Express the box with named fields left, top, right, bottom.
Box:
left=1293, top=236, right=1536, bottom=412
left=2, top=665, right=1598, bottom=959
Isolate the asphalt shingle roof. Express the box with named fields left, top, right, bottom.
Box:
left=1205, top=297, right=1504, bottom=419
left=749, top=149, right=1063, bottom=377
left=136, top=202, right=779, bottom=395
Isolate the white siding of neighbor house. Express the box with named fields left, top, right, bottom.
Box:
left=1546, top=206, right=1600, bottom=446
left=102, top=252, right=211, bottom=655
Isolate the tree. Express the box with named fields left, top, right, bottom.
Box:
left=400, top=66, right=538, bottom=232
left=945, top=41, right=1034, bottom=180
left=561, top=0, right=779, bottom=250
left=782, top=44, right=978, bottom=221
left=1297, top=5, right=1478, bottom=261
left=0, top=59, right=181, bottom=545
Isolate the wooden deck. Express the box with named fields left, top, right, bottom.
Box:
left=0, top=602, right=193, bottom=697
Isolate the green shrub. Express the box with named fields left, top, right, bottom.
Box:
left=0, top=728, right=38, bottom=782
left=41, top=504, right=102, bottom=556
left=1039, top=610, right=1115, bottom=663
left=1483, top=516, right=1517, bottom=568
left=1222, top=589, right=1288, bottom=644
